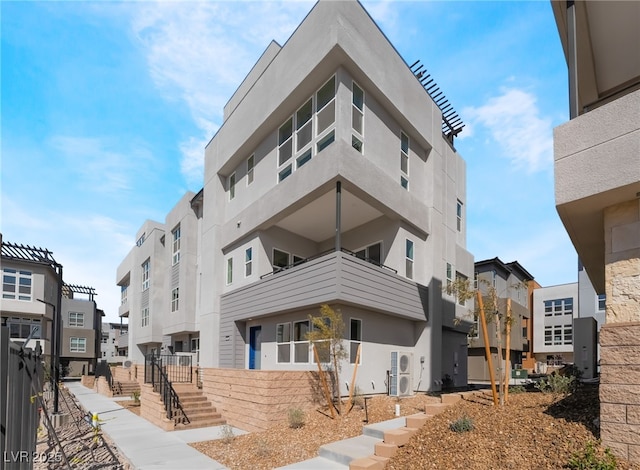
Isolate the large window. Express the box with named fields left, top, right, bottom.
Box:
left=350, top=318, right=362, bottom=364
left=355, top=242, right=382, bottom=265
left=245, top=248, right=253, bottom=277
left=172, top=225, right=181, bottom=265
left=171, top=287, right=179, bottom=312
left=2, top=268, right=32, bottom=301
left=68, top=312, right=84, bottom=327
left=141, top=307, right=149, bottom=327
left=120, top=284, right=128, bottom=305
left=352, top=82, right=364, bottom=153
left=400, top=131, right=409, bottom=189
left=456, top=200, right=463, bottom=232
left=277, top=75, right=336, bottom=183
left=7, top=317, right=41, bottom=339
left=597, top=294, right=606, bottom=311
left=543, top=298, right=573, bottom=316
left=141, top=259, right=150, bottom=291
left=70, top=337, right=86, bottom=353
left=273, top=249, right=290, bottom=270
left=544, top=324, right=572, bottom=346
left=405, top=239, right=414, bottom=279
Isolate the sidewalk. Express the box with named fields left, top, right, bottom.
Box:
left=65, top=381, right=233, bottom=469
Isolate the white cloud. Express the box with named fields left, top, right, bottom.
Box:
left=129, top=1, right=311, bottom=185
left=463, top=88, right=553, bottom=173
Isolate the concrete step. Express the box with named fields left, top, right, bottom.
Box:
left=276, top=456, right=348, bottom=469
left=319, top=435, right=381, bottom=466
left=362, top=417, right=406, bottom=439
left=181, top=402, right=213, bottom=412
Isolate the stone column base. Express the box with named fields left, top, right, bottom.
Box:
left=599, top=322, right=640, bottom=464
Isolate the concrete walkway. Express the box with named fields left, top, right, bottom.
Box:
left=65, top=381, right=235, bottom=469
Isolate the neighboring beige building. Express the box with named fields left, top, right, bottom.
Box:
left=551, top=0, right=640, bottom=463
left=101, top=322, right=128, bottom=363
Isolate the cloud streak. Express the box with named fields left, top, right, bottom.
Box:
left=463, top=88, right=553, bottom=173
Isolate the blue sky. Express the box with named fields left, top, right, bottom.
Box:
left=1, top=1, right=576, bottom=322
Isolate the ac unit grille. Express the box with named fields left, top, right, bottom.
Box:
left=390, top=351, right=413, bottom=397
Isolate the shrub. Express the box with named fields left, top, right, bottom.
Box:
left=131, top=390, right=140, bottom=404
left=509, top=385, right=526, bottom=394
left=567, top=441, right=617, bottom=470
left=449, top=415, right=474, bottom=433
left=352, top=385, right=365, bottom=409
left=220, top=424, right=235, bottom=444
left=288, top=407, right=305, bottom=429
left=535, top=372, right=576, bottom=394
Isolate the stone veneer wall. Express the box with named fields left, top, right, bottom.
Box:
left=200, top=368, right=325, bottom=432
left=112, top=364, right=144, bottom=384
left=599, top=323, right=640, bottom=463
left=601, top=199, right=640, bottom=464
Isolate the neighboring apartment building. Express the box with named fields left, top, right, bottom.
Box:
left=101, top=322, right=129, bottom=363
left=467, top=258, right=534, bottom=382
left=119, top=1, right=474, bottom=395
left=59, top=285, right=102, bottom=377
left=551, top=0, right=640, bottom=462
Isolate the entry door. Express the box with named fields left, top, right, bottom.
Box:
left=249, top=326, right=262, bottom=370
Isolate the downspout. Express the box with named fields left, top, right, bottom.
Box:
left=335, top=181, right=342, bottom=253
left=567, top=0, right=579, bottom=119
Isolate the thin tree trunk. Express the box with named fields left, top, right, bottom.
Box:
left=476, top=291, right=498, bottom=406
left=504, top=297, right=512, bottom=404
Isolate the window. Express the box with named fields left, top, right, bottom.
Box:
left=277, top=322, right=291, bottom=363
left=102, top=335, right=108, bottom=344
left=272, top=249, right=289, bottom=270
left=598, top=294, right=606, bottom=311
left=355, top=242, right=382, bottom=265
left=405, top=239, right=414, bottom=279
left=141, top=307, right=149, bottom=327
left=456, top=200, right=463, bottom=232
left=141, top=259, right=150, bottom=291
left=352, top=82, right=364, bottom=153
left=120, top=284, right=128, bottom=305
left=191, top=338, right=200, bottom=353
left=564, top=324, right=573, bottom=344
left=247, top=154, right=255, bottom=185
left=350, top=318, right=362, bottom=364
left=277, top=75, right=336, bottom=183
left=400, top=131, right=409, bottom=189
left=70, top=337, right=86, bottom=353
left=68, top=312, right=84, bottom=328
left=226, top=258, right=233, bottom=285
left=456, top=272, right=467, bottom=306
left=172, top=225, right=181, bottom=265
left=446, top=263, right=452, bottom=290
left=7, top=317, right=40, bottom=339
left=293, top=320, right=310, bottom=363
left=171, top=287, right=179, bottom=312
left=136, top=233, right=146, bottom=247
left=2, top=269, right=32, bottom=301
left=245, top=248, right=253, bottom=277
left=544, top=298, right=573, bottom=316
left=473, top=272, right=479, bottom=290
left=228, top=173, right=236, bottom=200
left=469, top=315, right=479, bottom=339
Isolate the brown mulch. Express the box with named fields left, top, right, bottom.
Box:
left=191, top=385, right=640, bottom=470
left=120, top=400, right=141, bottom=416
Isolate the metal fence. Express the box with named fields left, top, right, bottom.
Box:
left=144, top=354, right=192, bottom=384
left=1, top=326, right=44, bottom=470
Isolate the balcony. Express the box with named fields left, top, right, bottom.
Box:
left=220, top=250, right=429, bottom=322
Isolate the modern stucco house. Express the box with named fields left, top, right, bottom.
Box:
left=118, top=0, right=474, bottom=397
left=551, top=0, right=640, bottom=462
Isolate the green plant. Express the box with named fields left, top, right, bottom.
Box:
left=288, top=407, right=306, bottom=429
left=509, top=385, right=526, bottom=394
left=131, top=390, right=140, bottom=404
left=567, top=441, right=617, bottom=470
left=535, top=372, right=575, bottom=394
left=220, top=424, right=235, bottom=444
left=449, top=415, right=474, bottom=433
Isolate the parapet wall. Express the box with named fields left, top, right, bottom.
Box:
left=199, top=368, right=325, bottom=432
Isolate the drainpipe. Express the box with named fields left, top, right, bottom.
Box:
left=335, top=181, right=342, bottom=253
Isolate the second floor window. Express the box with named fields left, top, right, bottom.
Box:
left=70, top=337, right=86, bottom=353
left=172, top=225, right=181, bottom=265
left=2, top=268, right=32, bottom=301
left=69, top=312, right=84, bottom=327
left=141, top=307, right=149, bottom=327
left=405, top=239, right=414, bottom=279
left=141, top=259, right=150, bottom=291
left=120, top=284, right=128, bottom=305
left=245, top=248, right=253, bottom=277
left=171, top=287, right=179, bottom=312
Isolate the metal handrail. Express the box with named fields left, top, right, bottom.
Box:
left=260, top=247, right=397, bottom=280
left=145, top=355, right=190, bottom=425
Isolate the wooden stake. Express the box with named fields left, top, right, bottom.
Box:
left=504, top=297, right=512, bottom=404
left=313, top=344, right=336, bottom=418
left=345, top=343, right=361, bottom=415
left=477, top=290, right=499, bottom=406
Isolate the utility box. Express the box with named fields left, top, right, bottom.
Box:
left=511, top=369, right=528, bottom=379
left=573, top=317, right=598, bottom=379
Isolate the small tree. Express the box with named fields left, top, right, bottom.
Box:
left=306, top=304, right=348, bottom=414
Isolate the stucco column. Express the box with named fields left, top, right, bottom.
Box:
left=600, top=199, right=640, bottom=463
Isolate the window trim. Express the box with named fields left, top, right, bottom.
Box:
left=70, top=337, right=87, bottom=353
left=68, top=312, right=85, bottom=328
left=349, top=318, right=362, bottom=365
left=272, top=248, right=290, bottom=270
left=141, top=306, right=149, bottom=327
left=405, top=239, right=414, bottom=280
left=171, top=287, right=179, bottom=312
left=247, top=154, right=255, bottom=186
left=226, top=257, right=233, bottom=285
left=245, top=247, right=253, bottom=278
left=141, top=259, right=150, bottom=291
left=293, top=319, right=311, bottom=364
left=400, top=131, right=409, bottom=190
left=2, top=268, right=32, bottom=301
left=456, top=200, right=463, bottom=232
left=276, top=322, right=292, bottom=364
left=352, top=81, right=364, bottom=154
left=172, top=224, right=181, bottom=265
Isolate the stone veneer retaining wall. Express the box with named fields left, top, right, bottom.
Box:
left=112, top=364, right=144, bottom=384
left=599, top=322, right=640, bottom=464
left=199, top=368, right=325, bottom=432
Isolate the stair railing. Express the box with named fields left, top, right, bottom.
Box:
left=145, top=355, right=190, bottom=425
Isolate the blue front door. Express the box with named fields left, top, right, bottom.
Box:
left=249, top=326, right=262, bottom=370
